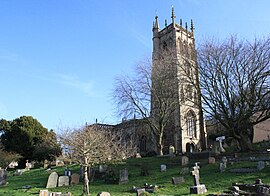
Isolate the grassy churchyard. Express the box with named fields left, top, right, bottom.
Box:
left=1, top=153, right=270, bottom=196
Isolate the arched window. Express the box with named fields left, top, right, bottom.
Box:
left=186, top=111, right=196, bottom=138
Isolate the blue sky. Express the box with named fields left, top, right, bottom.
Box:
left=0, top=0, right=270, bottom=132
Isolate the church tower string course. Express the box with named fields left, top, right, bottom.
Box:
left=151, top=7, right=206, bottom=153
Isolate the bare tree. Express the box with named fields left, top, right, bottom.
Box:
left=60, top=124, right=136, bottom=195
left=187, top=36, right=270, bottom=151
left=113, top=52, right=179, bottom=155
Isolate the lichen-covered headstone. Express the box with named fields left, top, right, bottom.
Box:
left=46, top=172, right=58, bottom=188
left=119, top=168, right=128, bottom=184
left=58, top=176, right=70, bottom=187
left=71, top=173, right=80, bottom=184
left=180, top=156, right=189, bottom=166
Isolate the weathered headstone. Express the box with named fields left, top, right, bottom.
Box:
left=257, top=161, right=265, bottom=171
left=97, top=192, right=111, bottom=196
left=135, top=153, right=142, bottom=158
left=180, top=156, right=189, bottom=166
left=190, top=163, right=207, bottom=194
left=172, top=176, right=185, bottom=184
left=39, top=190, right=49, bottom=196
left=44, top=160, right=49, bottom=169
left=208, top=157, right=215, bottom=164
left=160, top=164, right=167, bottom=172
left=71, top=173, right=80, bottom=184
left=0, top=169, right=7, bottom=186
left=119, top=168, right=128, bottom=184
left=14, top=169, right=25, bottom=176
left=180, top=167, right=189, bottom=175
left=46, top=172, right=58, bottom=188
left=169, top=145, right=175, bottom=156
left=58, top=176, right=70, bottom=187
left=136, top=188, right=146, bottom=196
left=219, top=163, right=226, bottom=172
left=25, top=160, right=31, bottom=171
left=221, top=156, right=227, bottom=167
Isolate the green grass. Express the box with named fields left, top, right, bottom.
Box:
left=0, top=156, right=270, bottom=196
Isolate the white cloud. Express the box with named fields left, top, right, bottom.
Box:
left=54, top=73, right=96, bottom=97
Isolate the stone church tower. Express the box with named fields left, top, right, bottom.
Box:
left=151, top=8, right=206, bottom=154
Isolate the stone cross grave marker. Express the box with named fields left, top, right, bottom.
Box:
left=119, top=168, right=128, bottom=184
left=216, top=136, right=226, bottom=152
left=58, top=176, right=70, bottom=187
left=71, top=173, right=80, bottom=184
left=191, top=162, right=200, bottom=186
left=190, top=162, right=207, bottom=194
left=46, top=172, right=58, bottom=188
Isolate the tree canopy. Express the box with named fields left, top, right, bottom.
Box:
left=0, top=116, right=61, bottom=163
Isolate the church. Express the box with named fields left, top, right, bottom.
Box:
left=91, top=8, right=207, bottom=155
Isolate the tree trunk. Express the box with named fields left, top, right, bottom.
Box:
left=83, top=157, right=90, bottom=196
left=158, top=130, right=164, bottom=155
left=237, top=133, right=253, bottom=152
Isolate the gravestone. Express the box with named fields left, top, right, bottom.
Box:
left=0, top=169, right=7, bottom=186
left=180, top=167, right=189, bottom=175
left=257, top=161, right=265, bottom=171
left=71, top=173, right=80, bottom=184
left=190, top=163, right=207, bottom=194
left=180, top=156, right=189, bottom=166
left=216, top=136, right=226, bottom=152
left=136, top=188, right=146, bottom=196
left=169, top=145, right=175, bottom=156
left=46, top=172, right=58, bottom=188
left=44, top=160, right=49, bottom=169
left=58, top=176, right=70, bottom=187
left=208, top=157, right=215, bottom=164
left=160, top=164, right=167, bottom=172
left=135, top=153, right=142, bottom=158
left=25, top=160, right=31, bottom=171
left=39, top=190, right=49, bottom=196
left=13, top=169, right=24, bottom=176
left=119, top=168, right=128, bottom=184
left=219, top=163, right=226, bottom=172
left=172, top=176, right=185, bottom=184
left=221, top=156, right=227, bottom=167
left=97, top=192, right=111, bottom=196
